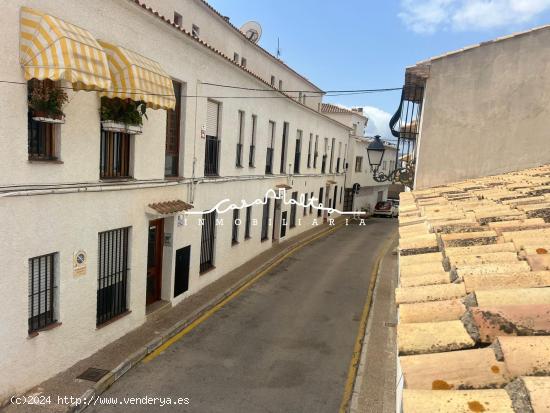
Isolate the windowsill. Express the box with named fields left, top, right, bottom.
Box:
left=28, top=158, right=63, bottom=164
left=200, top=265, right=216, bottom=276
left=99, top=177, right=135, bottom=182
left=236, top=165, right=244, bottom=169
left=249, top=165, right=255, bottom=168
left=164, top=175, right=184, bottom=181
left=96, top=310, right=131, bottom=329
left=28, top=321, right=62, bottom=338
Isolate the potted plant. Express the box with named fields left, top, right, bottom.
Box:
left=100, top=97, right=147, bottom=134
left=29, top=80, right=68, bottom=124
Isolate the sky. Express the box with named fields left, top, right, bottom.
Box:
left=208, top=0, right=550, bottom=138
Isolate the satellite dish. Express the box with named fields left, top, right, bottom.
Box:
left=240, top=21, right=262, bottom=43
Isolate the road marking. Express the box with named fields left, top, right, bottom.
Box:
left=143, top=222, right=346, bottom=364
left=338, top=233, right=397, bottom=413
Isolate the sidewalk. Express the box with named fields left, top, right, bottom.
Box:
left=3, top=220, right=346, bottom=413
left=350, top=238, right=399, bottom=413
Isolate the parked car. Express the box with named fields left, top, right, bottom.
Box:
left=389, top=198, right=400, bottom=216
left=373, top=200, right=398, bottom=217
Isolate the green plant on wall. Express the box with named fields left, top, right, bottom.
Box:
left=28, top=79, right=69, bottom=118
left=100, top=97, right=148, bottom=126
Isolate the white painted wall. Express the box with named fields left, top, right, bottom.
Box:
left=142, top=0, right=323, bottom=110
left=0, top=0, right=349, bottom=400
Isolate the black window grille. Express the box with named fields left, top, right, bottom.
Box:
left=304, top=193, right=308, bottom=216
left=232, top=209, right=240, bottom=245
left=290, top=191, right=298, bottom=228
left=318, top=187, right=324, bottom=217
left=200, top=211, right=216, bottom=273
left=100, top=130, right=131, bottom=179
left=333, top=186, right=338, bottom=209
left=336, top=158, right=341, bottom=173
left=321, top=155, right=327, bottom=173
left=261, top=197, right=270, bottom=240
left=310, top=191, right=314, bottom=214
left=28, top=79, right=57, bottom=160
left=204, top=136, right=220, bottom=176
left=245, top=206, right=252, bottom=239
left=28, top=253, right=56, bottom=333
left=97, top=227, right=129, bottom=325
left=28, top=117, right=56, bottom=160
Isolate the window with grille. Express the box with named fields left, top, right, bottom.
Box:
left=232, top=209, right=240, bottom=245
left=236, top=110, right=244, bottom=167
left=261, top=197, right=270, bottom=241
left=97, top=227, right=129, bottom=325
left=165, top=80, right=182, bottom=177
left=310, top=191, right=314, bottom=214
left=249, top=115, right=257, bottom=167
left=294, top=130, right=302, bottom=174
left=245, top=206, right=252, bottom=239
left=290, top=191, right=298, bottom=228
left=318, top=187, right=324, bottom=217
left=355, top=156, right=363, bottom=172
left=100, top=130, right=131, bottom=179
left=200, top=211, right=216, bottom=273
left=28, top=253, right=57, bottom=334
left=304, top=193, right=308, bottom=216
left=28, top=79, right=57, bottom=160
left=205, top=100, right=220, bottom=176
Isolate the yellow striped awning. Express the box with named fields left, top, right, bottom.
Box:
left=98, top=41, right=175, bottom=110
left=19, top=7, right=111, bottom=90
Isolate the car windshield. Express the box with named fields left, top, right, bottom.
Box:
left=375, top=201, right=391, bottom=209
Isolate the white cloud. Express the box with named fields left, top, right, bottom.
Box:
left=362, top=106, right=393, bottom=139
left=399, top=0, right=550, bottom=34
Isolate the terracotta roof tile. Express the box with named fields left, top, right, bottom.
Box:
left=148, top=200, right=193, bottom=215
left=320, top=103, right=368, bottom=119
left=397, top=320, right=475, bottom=355
left=400, top=347, right=511, bottom=389
left=397, top=165, right=550, bottom=408
left=402, top=389, right=514, bottom=412
left=399, top=299, right=467, bottom=324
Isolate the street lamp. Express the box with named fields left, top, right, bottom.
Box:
left=367, top=135, right=385, bottom=171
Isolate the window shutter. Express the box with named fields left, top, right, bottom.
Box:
left=206, top=100, right=219, bottom=138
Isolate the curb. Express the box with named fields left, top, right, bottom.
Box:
left=339, top=233, right=397, bottom=413
left=348, top=239, right=392, bottom=413
left=69, top=221, right=346, bottom=413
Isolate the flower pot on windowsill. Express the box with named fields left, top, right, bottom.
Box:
left=32, top=111, right=65, bottom=124
left=101, top=120, right=126, bottom=133
left=125, top=124, right=142, bottom=135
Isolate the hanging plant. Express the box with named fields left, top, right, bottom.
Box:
left=100, top=97, right=147, bottom=134
left=29, top=80, right=69, bottom=123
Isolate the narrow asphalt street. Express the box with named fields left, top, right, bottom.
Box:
left=87, top=218, right=397, bottom=413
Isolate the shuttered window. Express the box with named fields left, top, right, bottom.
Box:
left=165, top=80, right=182, bottom=177
left=206, top=100, right=219, bottom=138
left=28, top=253, right=57, bottom=334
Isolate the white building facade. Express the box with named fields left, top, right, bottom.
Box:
left=0, top=0, right=350, bottom=400
left=320, top=104, right=397, bottom=213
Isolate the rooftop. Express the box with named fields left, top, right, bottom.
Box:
left=320, top=103, right=368, bottom=120
left=397, top=164, right=550, bottom=412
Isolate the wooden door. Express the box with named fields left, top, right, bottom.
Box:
left=146, top=219, right=164, bottom=305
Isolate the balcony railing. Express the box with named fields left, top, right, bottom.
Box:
left=265, top=147, right=273, bottom=174
left=321, top=154, right=327, bottom=173
left=249, top=145, right=255, bottom=167
left=204, top=136, right=220, bottom=176
left=236, top=143, right=243, bottom=167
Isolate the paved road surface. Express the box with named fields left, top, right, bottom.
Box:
left=88, top=218, right=397, bottom=413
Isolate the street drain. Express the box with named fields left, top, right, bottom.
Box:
left=77, top=367, right=110, bottom=382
